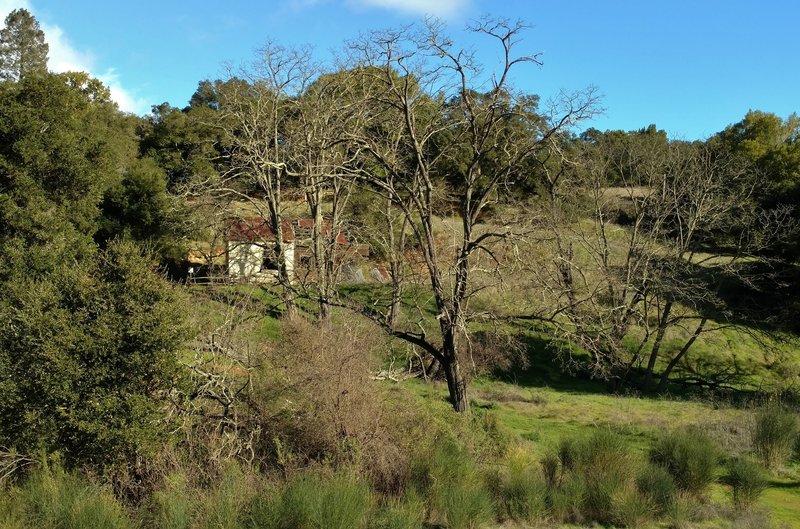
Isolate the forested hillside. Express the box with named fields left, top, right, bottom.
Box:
left=1, top=9, right=799, bottom=529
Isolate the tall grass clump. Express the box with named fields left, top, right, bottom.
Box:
left=194, top=464, right=253, bottom=529
left=572, top=429, right=636, bottom=524
left=315, top=473, right=372, bottom=529
left=20, top=463, right=132, bottom=529
left=249, top=470, right=371, bottom=529
left=409, top=440, right=492, bottom=529
left=546, top=475, right=585, bottom=524
left=371, top=492, right=424, bottom=529
left=439, top=483, right=493, bottom=529
left=149, top=472, right=192, bottom=529
left=726, top=458, right=768, bottom=510
left=0, top=489, right=25, bottom=529
left=547, top=429, right=643, bottom=525
left=249, top=475, right=315, bottom=529
left=649, top=429, right=718, bottom=495
left=487, top=449, right=547, bottom=523
left=636, top=463, right=677, bottom=515
left=752, top=406, right=798, bottom=469
left=611, top=483, right=654, bottom=528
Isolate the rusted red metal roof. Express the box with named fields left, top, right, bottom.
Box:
left=226, top=217, right=295, bottom=242
left=226, top=217, right=352, bottom=245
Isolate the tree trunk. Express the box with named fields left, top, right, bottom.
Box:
left=443, top=358, right=468, bottom=412
left=387, top=260, right=402, bottom=330
left=656, top=318, right=707, bottom=393
left=644, top=301, right=672, bottom=390
left=441, top=329, right=469, bottom=412
left=318, top=298, right=331, bottom=321
left=388, top=293, right=401, bottom=330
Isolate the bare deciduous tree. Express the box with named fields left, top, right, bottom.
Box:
left=343, top=19, right=598, bottom=411
left=526, top=131, right=783, bottom=391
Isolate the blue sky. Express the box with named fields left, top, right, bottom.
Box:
left=1, top=0, right=797, bottom=139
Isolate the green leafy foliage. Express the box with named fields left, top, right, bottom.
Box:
left=0, top=240, right=187, bottom=468
left=727, top=457, right=768, bottom=510
left=139, top=99, right=225, bottom=191
left=0, top=72, right=138, bottom=278
left=98, top=157, right=187, bottom=262
left=636, top=463, right=677, bottom=515
left=649, top=429, right=718, bottom=495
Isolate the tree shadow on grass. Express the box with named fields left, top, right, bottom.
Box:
left=490, top=331, right=609, bottom=396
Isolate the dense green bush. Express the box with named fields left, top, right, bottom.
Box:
left=0, top=240, right=188, bottom=469
left=752, top=407, right=798, bottom=469
left=727, top=458, right=768, bottom=510
left=572, top=429, right=636, bottom=523
left=636, top=463, right=677, bottom=515
left=649, top=429, right=718, bottom=495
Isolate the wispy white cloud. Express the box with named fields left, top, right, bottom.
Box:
left=349, top=0, right=471, bottom=18
left=0, top=0, right=29, bottom=17
left=0, top=1, right=148, bottom=114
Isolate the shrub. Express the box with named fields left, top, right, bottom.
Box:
left=636, top=463, right=677, bottom=515
left=727, top=458, right=768, bottom=510
left=611, top=484, right=653, bottom=528
left=20, top=463, right=132, bottom=529
left=250, top=471, right=370, bottom=529
left=573, top=429, right=635, bottom=523
left=254, top=315, right=418, bottom=491
left=149, top=472, right=192, bottom=529
left=752, top=407, right=798, bottom=469
left=372, top=493, right=424, bottom=529
left=439, top=483, right=493, bottom=529
left=649, top=429, right=718, bottom=495
left=0, top=241, right=188, bottom=469
left=491, top=451, right=547, bottom=522
left=469, top=330, right=529, bottom=378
